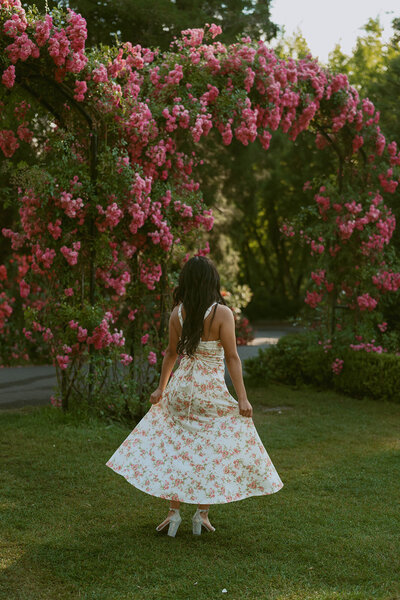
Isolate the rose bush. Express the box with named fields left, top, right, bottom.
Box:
left=1, top=0, right=400, bottom=420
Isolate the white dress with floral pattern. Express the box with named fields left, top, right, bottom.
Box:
left=105, top=302, right=284, bottom=504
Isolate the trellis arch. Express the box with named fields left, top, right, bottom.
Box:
left=1, top=0, right=399, bottom=415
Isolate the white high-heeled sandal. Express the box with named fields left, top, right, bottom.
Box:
left=192, top=508, right=216, bottom=535
left=155, top=508, right=182, bottom=537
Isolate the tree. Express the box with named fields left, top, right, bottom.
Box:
left=22, top=0, right=279, bottom=49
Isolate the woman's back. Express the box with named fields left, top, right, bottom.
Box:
left=178, top=301, right=221, bottom=342
left=175, top=301, right=239, bottom=364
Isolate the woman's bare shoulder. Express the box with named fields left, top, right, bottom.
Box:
left=170, top=304, right=180, bottom=319
left=216, top=304, right=234, bottom=320
left=169, top=305, right=181, bottom=336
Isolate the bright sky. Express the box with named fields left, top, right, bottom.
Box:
left=270, top=0, right=399, bottom=63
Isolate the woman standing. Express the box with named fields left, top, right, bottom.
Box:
left=105, top=255, right=284, bottom=536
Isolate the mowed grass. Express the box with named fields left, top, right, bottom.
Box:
left=0, top=383, right=399, bottom=600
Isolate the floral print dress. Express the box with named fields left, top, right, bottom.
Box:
left=105, top=302, right=284, bottom=504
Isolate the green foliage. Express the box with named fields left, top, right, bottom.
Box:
left=61, top=356, right=145, bottom=426
left=328, top=18, right=396, bottom=90
left=203, top=128, right=323, bottom=319
left=221, top=283, right=252, bottom=311
left=243, top=345, right=271, bottom=386
left=24, top=0, right=279, bottom=50
left=244, top=333, right=331, bottom=387
left=219, top=283, right=255, bottom=344
left=244, top=333, right=400, bottom=402
left=334, top=349, right=400, bottom=402
left=274, top=27, right=312, bottom=61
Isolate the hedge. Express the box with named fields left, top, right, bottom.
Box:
left=243, top=333, right=400, bottom=403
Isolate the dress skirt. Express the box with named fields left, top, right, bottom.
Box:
left=105, top=340, right=284, bottom=504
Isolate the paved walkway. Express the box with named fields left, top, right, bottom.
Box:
left=0, top=323, right=304, bottom=410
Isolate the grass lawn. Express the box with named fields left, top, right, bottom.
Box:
left=1, top=383, right=399, bottom=600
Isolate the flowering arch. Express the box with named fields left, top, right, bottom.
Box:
left=1, top=0, right=400, bottom=412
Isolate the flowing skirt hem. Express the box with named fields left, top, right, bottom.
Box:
left=105, top=461, right=284, bottom=505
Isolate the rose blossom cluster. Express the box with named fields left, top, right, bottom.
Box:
left=304, top=290, right=324, bottom=308
left=2, top=5, right=88, bottom=85
left=60, top=241, right=81, bottom=266
left=69, top=312, right=124, bottom=352
left=301, top=179, right=399, bottom=329
left=372, top=270, right=400, bottom=292
left=331, top=358, right=344, bottom=375
left=349, top=340, right=386, bottom=354
left=96, top=199, right=123, bottom=231
left=0, top=129, right=19, bottom=157
left=58, top=191, right=84, bottom=218
left=139, top=259, right=162, bottom=291
left=97, top=266, right=131, bottom=296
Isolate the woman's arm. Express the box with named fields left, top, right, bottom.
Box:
left=149, top=310, right=179, bottom=404
left=219, top=307, right=253, bottom=418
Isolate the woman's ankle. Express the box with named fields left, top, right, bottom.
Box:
left=170, top=500, right=181, bottom=510
left=198, top=504, right=210, bottom=510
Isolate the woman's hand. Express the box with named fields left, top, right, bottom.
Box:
left=238, top=398, right=253, bottom=418
left=149, top=387, right=163, bottom=405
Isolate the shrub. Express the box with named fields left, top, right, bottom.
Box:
left=243, top=332, right=400, bottom=402
left=243, top=346, right=272, bottom=386
left=244, top=333, right=331, bottom=387
left=334, top=348, right=400, bottom=402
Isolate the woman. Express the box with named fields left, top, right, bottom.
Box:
left=105, top=255, right=284, bottom=537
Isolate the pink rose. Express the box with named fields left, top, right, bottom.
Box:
left=2, top=65, right=15, bottom=89
left=148, top=351, right=157, bottom=365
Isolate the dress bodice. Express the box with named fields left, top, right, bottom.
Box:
left=176, top=302, right=224, bottom=423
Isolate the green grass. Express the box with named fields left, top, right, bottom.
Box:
left=1, top=383, right=399, bottom=600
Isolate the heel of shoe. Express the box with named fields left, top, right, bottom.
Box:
left=192, top=508, right=216, bottom=534
left=156, top=508, right=182, bottom=537
left=167, top=517, right=181, bottom=537
left=167, top=511, right=182, bottom=537
left=192, top=517, right=202, bottom=535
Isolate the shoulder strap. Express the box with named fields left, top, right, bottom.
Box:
left=178, top=303, right=183, bottom=326
left=204, top=301, right=218, bottom=320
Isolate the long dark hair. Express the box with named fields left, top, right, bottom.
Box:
left=172, top=256, right=226, bottom=356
